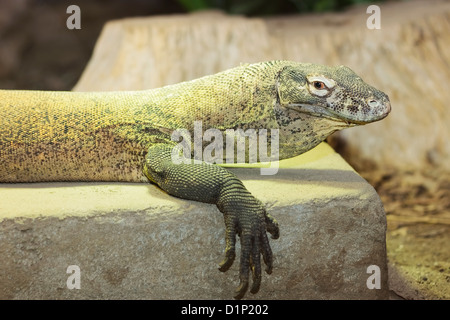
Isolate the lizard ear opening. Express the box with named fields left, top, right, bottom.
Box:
left=276, top=66, right=307, bottom=106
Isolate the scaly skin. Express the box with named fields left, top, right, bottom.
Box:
left=0, top=60, right=391, bottom=299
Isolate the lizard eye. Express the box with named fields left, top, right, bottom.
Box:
left=308, top=76, right=335, bottom=96
left=313, top=81, right=326, bottom=90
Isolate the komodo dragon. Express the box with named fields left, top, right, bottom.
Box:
left=0, top=60, right=391, bottom=299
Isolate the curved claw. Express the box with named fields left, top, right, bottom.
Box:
left=250, top=240, right=262, bottom=294
left=234, top=231, right=251, bottom=299
left=234, top=280, right=249, bottom=300
left=219, top=215, right=237, bottom=272
left=261, top=236, right=274, bottom=275
left=250, top=273, right=262, bottom=295
left=218, top=247, right=235, bottom=272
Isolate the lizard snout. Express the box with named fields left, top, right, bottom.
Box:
left=367, top=95, right=391, bottom=120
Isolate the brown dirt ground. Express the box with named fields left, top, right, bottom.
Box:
left=360, top=167, right=450, bottom=299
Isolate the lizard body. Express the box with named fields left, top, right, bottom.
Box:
left=0, top=60, right=390, bottom=298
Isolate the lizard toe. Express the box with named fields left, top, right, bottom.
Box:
left=250, top=239, right=262, bottom=294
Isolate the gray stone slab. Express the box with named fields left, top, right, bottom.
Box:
left=0, top=143, right=388, bottom=299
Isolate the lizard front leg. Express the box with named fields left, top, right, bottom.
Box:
left=143, top=144, right=279, bottom=299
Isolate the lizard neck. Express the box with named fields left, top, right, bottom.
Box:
left=274, top=102, right=355, bottom=159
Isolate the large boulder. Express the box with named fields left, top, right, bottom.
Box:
left=0, top=144, right=388, bottom=299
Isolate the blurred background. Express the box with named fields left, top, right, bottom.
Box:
left=0, top=0, right=381, bottom=91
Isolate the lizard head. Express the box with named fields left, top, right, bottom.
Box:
left=276, top=63, right=391, bottom=125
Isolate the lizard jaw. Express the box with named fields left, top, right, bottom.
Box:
left=286, top=103, right=358, bottom=127
left=287, top=100, right=390, bottom=126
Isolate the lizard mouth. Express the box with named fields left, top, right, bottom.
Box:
left=287, top=101, right=391, bottom=126
left=286, top=103, right=358, bottom=126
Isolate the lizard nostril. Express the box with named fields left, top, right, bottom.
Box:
left=368, top=99, right=379, bottom=108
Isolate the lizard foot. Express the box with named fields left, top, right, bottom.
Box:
left=217, top=187, right=279, bottom=300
